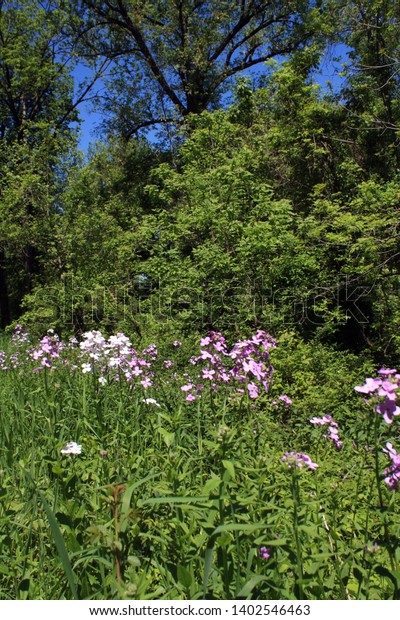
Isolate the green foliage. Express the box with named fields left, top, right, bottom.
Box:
left=75, top=0, right=330, bottom=135
left=0, top=0, right=78, bottom=327
left=0, top=329, right=399, bottom=599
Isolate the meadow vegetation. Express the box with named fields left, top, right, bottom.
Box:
left=0, top=325, right=399, bottom=599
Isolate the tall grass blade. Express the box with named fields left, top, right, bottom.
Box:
left=38, top=490, right=78, bottom=600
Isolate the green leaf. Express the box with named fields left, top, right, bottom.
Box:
left=119, top=472, right=160, bottom=533
left=38, top=491, right=78, bottom=600
left=222, top=459, right=236, bottom=480
left=237, top=575, right=270, bottom=598
left=177, top=564, right=192, bottom=589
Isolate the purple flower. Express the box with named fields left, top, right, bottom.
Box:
left=310, top=416, right=342, bottom=449
left=173, top=340, right=182, bottom=347
left=382, top=442, right=400, bottom=490
left=259, top=546, right=271, bottom=560
left=310, top=415, right=333, bottom=425
left=202, top=368, right=215, bottom=380
left=181, top=384, right=194, bottom=392
left=378, top=368, right=397, bottom=376
left=279, top=394, right=292, bottom=405
left=376, top=398, right=400, bottom=424
left=281, top=452, right=318, bottom=470
left=325, top=425, right=343, bottom=450
left=186, top=393, right=196, bottom=402
left=354, top=377, right=382, bottom=394
left=247, top=382, right=259, bottom=399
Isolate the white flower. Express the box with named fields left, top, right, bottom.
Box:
left=81, top=362, right=91, bottom=373
left=143, top=398, right=161, bottom=407
left=98, top=376, right=107, bottom=385
left=61, top=442, right=82, bottom=455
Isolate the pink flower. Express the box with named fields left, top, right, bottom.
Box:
left=181, top=384, right=194, bottom=392
left=281, top=452, right=318, bottom=470
left=247, top=382, right=259, bottom=399
left=378, top=368, right=397, bottom=376
left=259, top=546, right=271, bottom=560
left=186, top=393, right=196, bottom=402
left=140, top=377, right=152, bottom=389
left=354, top=377, right=382, bottom=394
left=376, top=398, right=400, bottom=424
left=310, top=415, right=333, bottom=425
left=279, top=394, right=292, bottom=405
left=382, top=442, right=400, bottom=490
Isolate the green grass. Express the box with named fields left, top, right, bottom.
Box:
left=0, top=328, right=399, bottom=600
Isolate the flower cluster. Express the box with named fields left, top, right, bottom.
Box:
left=12, top=324, right=30, bottom=347
left=61, top=441, right=82, bottom=455
left=0, top=350, right=8, bottom=371
left=259, top=546, right=271, bottom=560
left=0, top=324, right=32, bottom=370
left=355, top=368, right=400, bottom=424
left=281, top=452, right=318, bottom=470
left=30, top=330, right=66, bottom=371
left=79, top=330, right=156, bottom=388
left=382, top=442, right=400, bottom=490
left=182, top=330, right=276, bottom=402
left=355, top=369, right=400, bottom=491
left=310, top=415, right=342, bottom=450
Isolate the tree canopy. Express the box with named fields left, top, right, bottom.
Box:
left=75, top=0, right=332, bottom=135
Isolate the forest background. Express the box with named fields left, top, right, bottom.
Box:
left=1, top=0, right=400, bottom=365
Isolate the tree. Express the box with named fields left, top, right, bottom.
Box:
left=76, top=0, right=331, bottom=136
left=338, top=0, right=400, bottom=176
left=0, top=0, right=90, bottom=327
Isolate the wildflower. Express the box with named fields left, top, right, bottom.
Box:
left=202, top=368, right=215, bottom=380
left=186, top=393, right=196, bottom=402
left=325, top=424, right=343, bottom=450
left=81, top=362, right=91, bottom=373
left=354, top=377, right=382, bottom=394
left=181, top=384, right=194, bottom=392
left=140, top=377, right=152, bottom=389
left=143, top=398, right=161, bottom=407
left=247, top=382, right=259, bottom=399
left=279, top=394, right=292, bottom=405
left=281, top=452, right=318, bottom=470
left=61, top=442, right=82, bottom=455
left=310, top=415, right=342, bottom=449
left=98, top=376, right=107, bottom=386
left=259, top=546, right=271, bottom=560
left=173, top=340, right=182, bottom=347
left=164, top=359, right=173, bottom=369
left=378, top=368, right=397, bottom=376
left=382, top=442, right=400, bottom=490
left=310, top=415, right=333, bottom=425
left=376, top=398, right=400, bottom=424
